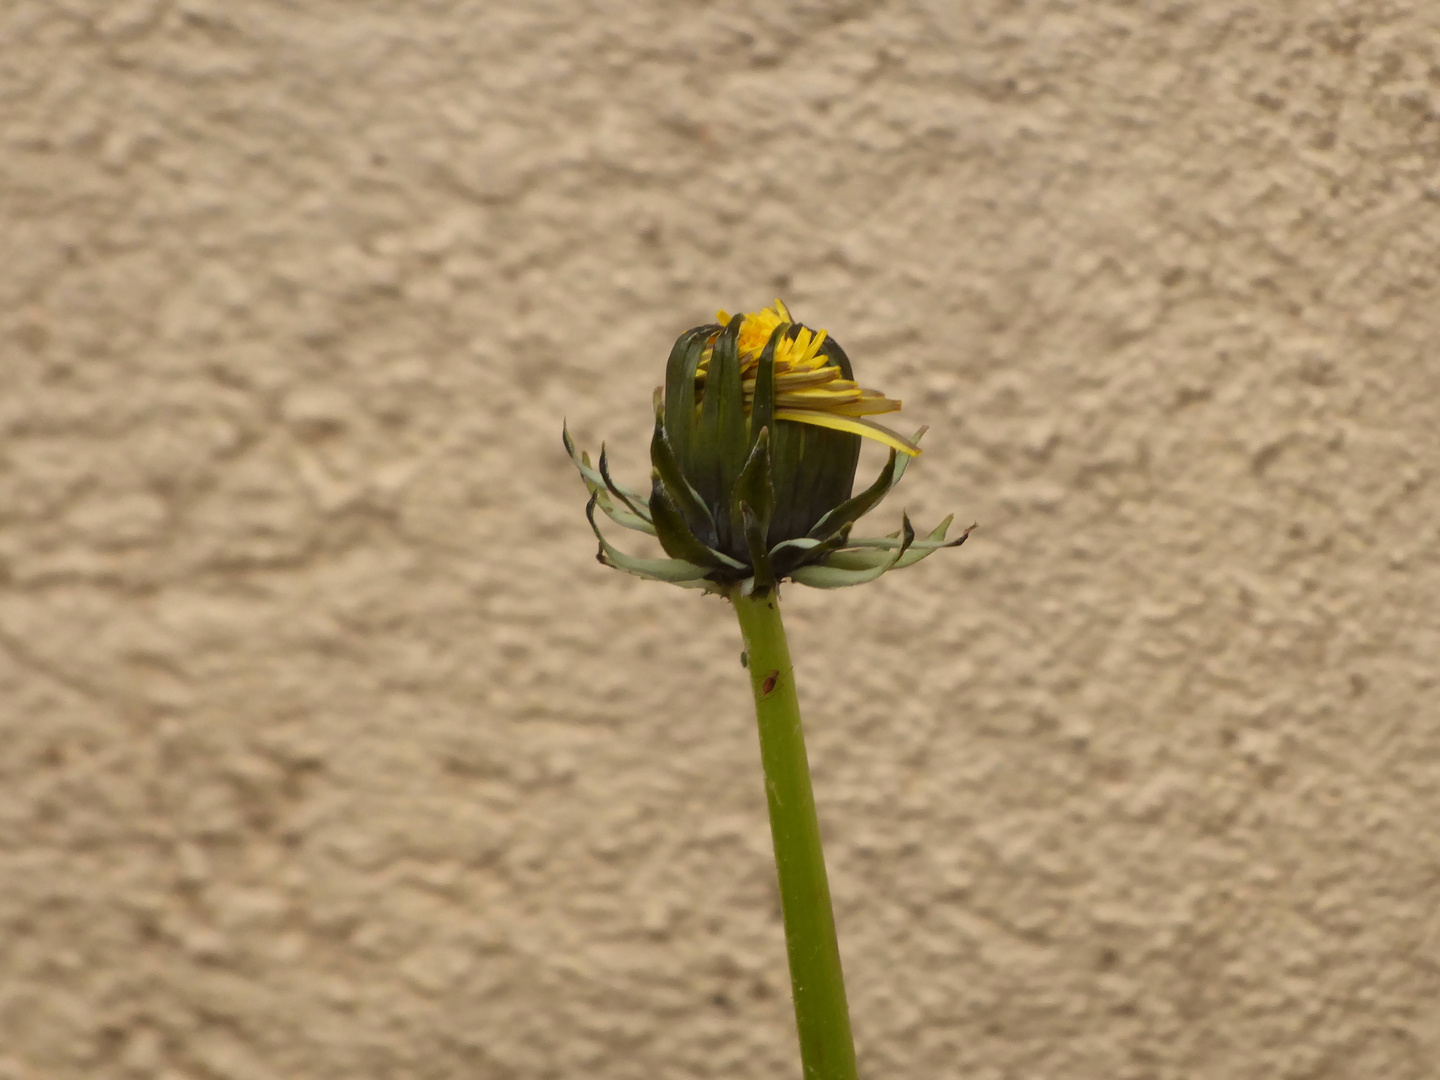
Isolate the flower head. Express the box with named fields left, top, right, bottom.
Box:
left=711, top=300, right=919, bottom=457
left=565, top=302, right=972, bottom=595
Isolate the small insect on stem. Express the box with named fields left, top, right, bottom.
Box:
left=761, top=669, right=781, bottom=697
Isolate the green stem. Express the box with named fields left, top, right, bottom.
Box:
left=730, top=588, right=858, bottom=1080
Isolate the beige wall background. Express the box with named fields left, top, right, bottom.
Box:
left=3, top=1, right=1439, bottom=1078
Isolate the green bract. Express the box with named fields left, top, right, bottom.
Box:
left=564, top=309, right=972, bottom=595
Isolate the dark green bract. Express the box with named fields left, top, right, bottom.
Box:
left=564, top=312, right=972, bottom=595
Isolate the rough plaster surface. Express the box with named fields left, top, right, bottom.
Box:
left=3, top=1, right=1439, bottom=1078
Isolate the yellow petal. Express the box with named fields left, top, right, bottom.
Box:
left=772, top=369, right=843, bottom=389
left=828, top=397, right=904, bottom=416
left=773, top=409, right=922, bottom=455
left=779, top=386, right=864, bottom=405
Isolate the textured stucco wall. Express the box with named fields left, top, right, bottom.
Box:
left=3, top=2, right=1439, bottom=1078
